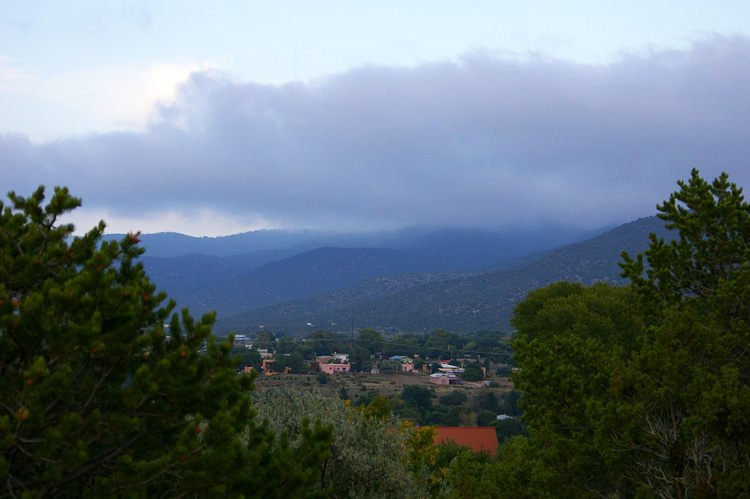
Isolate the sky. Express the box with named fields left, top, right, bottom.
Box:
left=2, top=1, right=750, bottom=236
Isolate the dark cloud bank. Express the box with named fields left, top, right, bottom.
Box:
left=4, top=35, right=750, bottom=233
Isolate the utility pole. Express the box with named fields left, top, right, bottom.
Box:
left=349, top=319, right=354, bottom=351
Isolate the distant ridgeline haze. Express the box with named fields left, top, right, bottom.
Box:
left=105, top=218, right=670, bottom=334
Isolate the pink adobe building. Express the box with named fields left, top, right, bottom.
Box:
left=319, top=362, right=350, bottom=374
left=429, top=372, right=460, bottom=385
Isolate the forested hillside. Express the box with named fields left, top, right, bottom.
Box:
left=126, top=225, right=601, bottom=326
left=216, top=215, right=671, bottom=334
left=175, top=247, right=436, bottom=317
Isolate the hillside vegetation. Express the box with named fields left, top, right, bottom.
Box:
left=122, top=217, right=670, bottom=335
left=216, top=216, right=671, bottom=334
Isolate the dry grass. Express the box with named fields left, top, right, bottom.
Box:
left=250, top=370, right=513, bottom=409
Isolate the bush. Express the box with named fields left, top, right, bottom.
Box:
left=492, top=417, right=528, bottom=443
left=439, top=390, right=468, bottom=406
left=495, top=365, right=513, bottom=376
left=462, top=366, right=483, bottom=382
left=477, top=409, right=497, bottom=426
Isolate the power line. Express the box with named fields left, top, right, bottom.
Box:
left=292, top=337, right=512, bottom=358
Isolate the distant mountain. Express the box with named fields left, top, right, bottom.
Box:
left=215, top=270, right=481, bottom=333
left=104, top=228, right=420, bottom=258
left=107, top=225, right=597, bottom=262
left=401, top=226, right=605, bottom=270
left=140, top=248, right=302, bottom=295
left=128, top=225, right=602, bottom=317
left=214, top=216, right=672, bottom=335
left=173, top=247, right=440, bottom=317
left=118, top=219, right=666, bottom=334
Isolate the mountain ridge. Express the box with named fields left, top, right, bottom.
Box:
left=214, top=216, right=670, bottom=334
left=118, top=217, right=669, bottom=335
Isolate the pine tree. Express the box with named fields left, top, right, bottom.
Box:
left=619, top=169, right=750, bottom=496
left=0, top=186, right=332, bottom=497
left=506, top=170, right=750, bottom=497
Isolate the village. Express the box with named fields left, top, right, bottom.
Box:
left=226, top=332, right=524, bottom=454
left=240, top=345, right=502, bottom=387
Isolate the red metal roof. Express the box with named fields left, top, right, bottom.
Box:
left=434, top=427, right=499, bottom=455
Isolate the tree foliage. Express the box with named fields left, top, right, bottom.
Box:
left=356, top=328, right=385, bottom=354
left=509, top=281, right=641, bottom=496
left=253, top=330, right=276, bottom=351
left=439, top=390, right=468, bottom=407
left=618, top=169, right=750, bottom=496
left=461, top=362, right=484, bottom=382
left=252, top=389, right=430, bottom=498
left=0, top=186, right=331, bottom=497
left=401, top=385, right=434, bottom=412
left=508, top=170, right=750, bottom=497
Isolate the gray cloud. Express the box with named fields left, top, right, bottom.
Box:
left=3, top=35, right=750, bottom=233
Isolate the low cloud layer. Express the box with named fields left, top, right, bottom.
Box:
left=4, top=35, right=750, bottom=235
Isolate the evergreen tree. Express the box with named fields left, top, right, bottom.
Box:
left=507, top=170, right=750, bottom=497
left=618, top=169, right=750, bottom=496
left=0, top=187, right=332, bottom=497
left=510, top=282, right=641, bottom=496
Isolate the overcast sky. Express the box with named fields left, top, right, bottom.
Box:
left=2, top=2, right=750, bottom=236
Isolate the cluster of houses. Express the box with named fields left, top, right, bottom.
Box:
left=309, top=353, right=488, bottom=386
left=235, top=333, right=493, bottom=385
left=239, top=347, right=491, bottom=384
left=308, top=353, right=419, bottom=375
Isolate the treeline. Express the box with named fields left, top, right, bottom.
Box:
left=354, top=384, right=526, bottom=441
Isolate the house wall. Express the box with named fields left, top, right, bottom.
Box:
left=319, top=363, right=350, bottom=374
